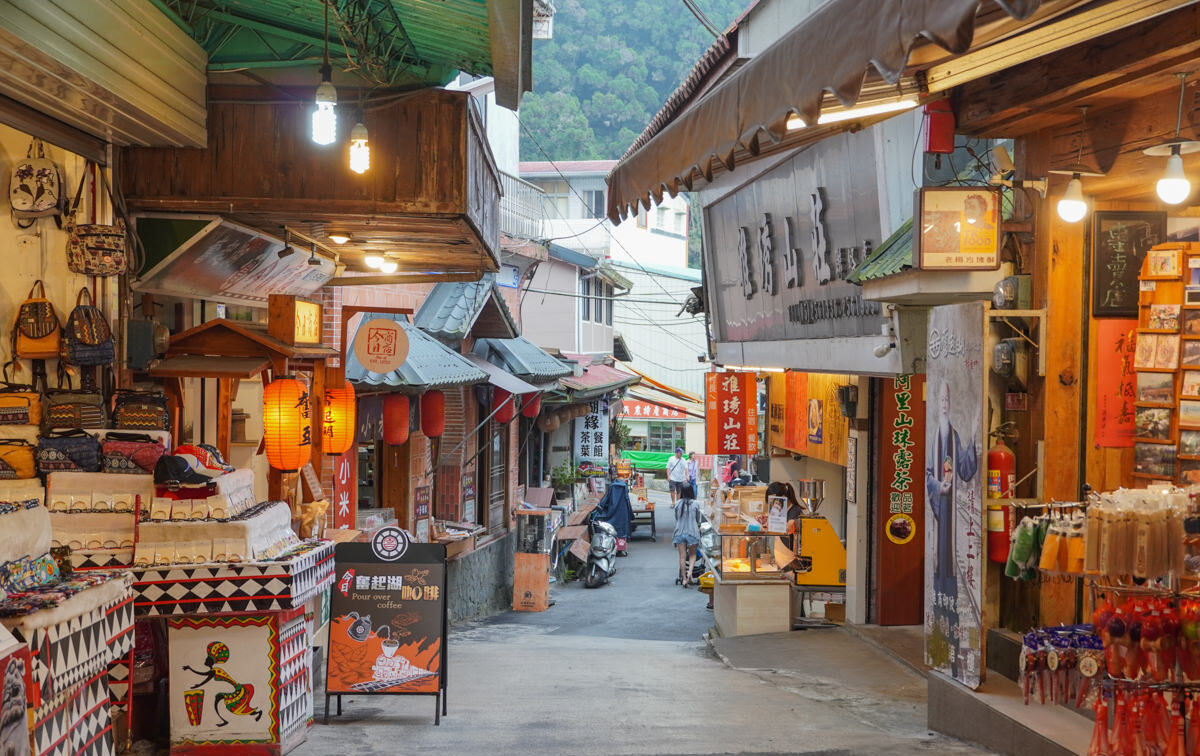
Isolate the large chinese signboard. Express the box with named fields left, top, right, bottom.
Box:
left=877, top=375, right=926, bottom=626
left=574, top=401, right=610, bottom=464
left=326, top=532, right=447, bottom=712
left=1095, top=319, right=1138, bottom=447
left=925, top=303, right=986, bottom=689
left=705, top=372, right=759, bottom=455
left=1092, top=211, right=1165, bottom=318
left=702, top=132, right=887, bottom=346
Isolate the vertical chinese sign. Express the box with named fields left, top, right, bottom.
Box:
left=1095, top=319, right=1138, bottom=447
left=332, top=447, right=356, bottom=530
left=876, top=375, right=926, bottom=626
left=784, top=371, right=808, bottom=453
left=767, top=373, right=788, bottom=452
left=705, top=372, right=759, bottom=455
left=925, top=302, right=985, bottom=688
left=574, top=401, right=610, bottom=473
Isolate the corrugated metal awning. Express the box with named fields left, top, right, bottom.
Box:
left=465, top=354, right=539, bottom=395
left=347, top=313, right=486, bottom=392
left=847, top=219, right=914, bottom=283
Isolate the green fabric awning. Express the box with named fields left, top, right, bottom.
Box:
left=620, top=450, right=674, bottom=471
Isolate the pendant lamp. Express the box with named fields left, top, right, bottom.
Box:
left=1144, top=73, right=1200, bottom=205
left=383, top=394, right=410, bottom=446
left=1048, top=107, right=1103, bottom=224
left=493, top=388, right=516, bottom=423
left=263, top=376, right=312, bottom=472
left=311, top=3, right=337, bottom=146
left=323, top=380, right=356, bottom=455
left=421, top=390, right=445, bottom=438
left=522, top=394, right=541, bottom=419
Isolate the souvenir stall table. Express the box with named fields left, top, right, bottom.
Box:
left=0, top=480, right=134, bottom=756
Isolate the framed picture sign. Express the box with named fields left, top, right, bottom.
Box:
left=1092, top=211, right=1166, bottom=318
left=915, top=187, right=1002, bottom=270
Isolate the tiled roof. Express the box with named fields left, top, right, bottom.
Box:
left=346, top=313, right=486, bottom=391
left=847, top=218, right=913, bottom=283
left=414, top=273, right=519, bottom=342
left=557, top=355, right=640, bottom=397
left=474, top=337, right=570, bottom=381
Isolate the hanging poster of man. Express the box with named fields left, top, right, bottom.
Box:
left=925, top=302, right=986, bottom=688
left=917, top=187, right=1002, bottom=271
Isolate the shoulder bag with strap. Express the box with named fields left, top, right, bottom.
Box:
left=112, top=389, right=170, bottom=431
left=36, top=428, right=102, bottom=473
left=66, top=164, right=127, bottom=277
left=9, top=138, right=63, bottom=229
left=101, top=431, right=165, bottom=474
left=0, top=366, right=41, bottom=426
left=60, top=287, right=114, bottom=367
left=43, top=388, right=107, bottom=430
left=11, top=280, right=60, bottom=361
left=0, top=440, right=36, bottom=479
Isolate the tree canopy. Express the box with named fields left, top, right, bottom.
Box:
left=520, top=0, right=746, bottom=161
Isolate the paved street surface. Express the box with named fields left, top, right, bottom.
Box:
left=299, top=491, right=995, bottom=755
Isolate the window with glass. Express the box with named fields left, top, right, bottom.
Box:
left=583, top=189, right=605, bottom=219
left=605, top=283, right=613, bottom=325
left=580, top=276, right=590, bottom=320
left=637, top=206, right=647, bottom=228
left=539, top=179, right=570, bottom=219
left=674, top=210, right=686, bottom=235
left=655, top=206, right=668, bottom=228
left=647, top=422, right=684, bottom=452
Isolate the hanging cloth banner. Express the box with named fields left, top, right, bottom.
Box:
left=705, top=372, right=759, bottom=455
left=1094, top=319, right=1137, bottom=448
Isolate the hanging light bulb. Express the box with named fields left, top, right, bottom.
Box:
left=1145, top=73, right=1200, bottom=206
left=380, top=260, right=398, bottom=274
left=349, top=122, right=370, bottom=174
left=364, top=253, right=384, bottom=269
left=1056, top=175, right=1087, bottom=223
left=1158, top=146, right=1191, bottom=205
left=311, top=3, right=337, bottom=146
left=1049, top=106, right=1104, bottom=225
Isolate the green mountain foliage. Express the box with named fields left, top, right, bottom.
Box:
left=520, top=0, right=747, bottom=161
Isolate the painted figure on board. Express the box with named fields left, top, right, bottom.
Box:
left=925, top=383, right=980, bottom=678
left=183, top=641, right=263, bottom=727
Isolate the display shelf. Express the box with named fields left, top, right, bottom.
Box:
left=129, top=541, right=335, bottom=617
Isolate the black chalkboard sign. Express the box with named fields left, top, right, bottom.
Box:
left=1092, top=211, right=1166, bottom=318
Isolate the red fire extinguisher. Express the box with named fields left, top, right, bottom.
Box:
left=986, top=434, right=1017, bottom=563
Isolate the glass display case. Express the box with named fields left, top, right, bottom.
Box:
left=710, top=528, right=790, bottom=581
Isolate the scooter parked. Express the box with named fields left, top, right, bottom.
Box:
left=584, top=514, right=617, bottom=588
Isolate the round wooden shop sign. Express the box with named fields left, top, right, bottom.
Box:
left=353, top=318, right=410, bottom=374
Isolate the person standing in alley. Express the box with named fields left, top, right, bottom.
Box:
left=673, top=482, right=701, bottom=586
left=687, top=451, right=699, bottom=495
left=667, top=446, right=688, bottom=503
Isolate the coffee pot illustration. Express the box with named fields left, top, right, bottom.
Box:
left=345, top=612, right=391, bottom=642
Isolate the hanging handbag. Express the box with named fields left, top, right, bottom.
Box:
left=60, top=288, right=114, bottom=367
left=43, top=389, right=107, bottom=429
left=65, top=164, right=127, bottom=277
left=0, top=440, right=36, bottom=479
left=9, top=138, right=64, bottom=228
left=11, top=280, right=60, bottom=361
left=101, top=432, right=165, bottom=474
left=36, top=428, right=102, bottom=473
left=0, top=366, right=41, bottom=426
left=112, top=389, right=170, bottom=431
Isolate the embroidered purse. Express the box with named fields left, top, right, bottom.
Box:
left=44, top=389, right=107, bottom=430
left=36, top=428, right=102, bottom=473
left=112, top=390, right=170, bottom=431
left=0, top=440, right=36, bottom=479
left=65, top=164, right=126, bottom=277
left=102, top=432, right=165, bottom=474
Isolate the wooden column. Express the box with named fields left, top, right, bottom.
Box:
left=215, top=378, right=238, bottom=461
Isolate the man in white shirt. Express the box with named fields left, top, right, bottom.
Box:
left=666, top=447, right=688, bottom=504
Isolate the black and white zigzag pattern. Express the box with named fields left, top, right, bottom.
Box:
left=23, top=592, right=134, bottom=703
left=32, top=673, right=114, bottom=756
left=130, top=543, right=335, bottom=617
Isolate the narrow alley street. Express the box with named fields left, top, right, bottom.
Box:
left=299, top=491, right=995, bottom=756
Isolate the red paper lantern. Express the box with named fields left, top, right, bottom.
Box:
left=522, top=394, right=541, bottom=419
left=323, top=380, right=356, bottom=456
left=263, top=376, right=312, bottom=472
left=493, top=388, right=516, bottom=424
left=383, top=394, right=410, bottom=446
left=421, top=390, right=445, bottom=438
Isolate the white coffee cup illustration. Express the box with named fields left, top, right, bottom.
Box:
left=381, top=638, right=399, bottom=658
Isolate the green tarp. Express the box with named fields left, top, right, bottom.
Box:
left=620, top=450, right=673, bottom=470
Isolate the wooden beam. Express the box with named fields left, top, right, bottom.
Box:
left=325, top=272, right=483, bottom=286
left=216, top=378, right=235, bottom=461
left=956, top=4, right=1200, bottom=136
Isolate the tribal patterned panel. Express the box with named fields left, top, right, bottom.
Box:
left=32, top=671, right=114, bottom=756
left=22, top=591, right=134, bottom=704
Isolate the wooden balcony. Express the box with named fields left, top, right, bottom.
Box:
left=120, top=87, right=500, bottom=277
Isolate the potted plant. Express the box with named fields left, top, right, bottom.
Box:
left=550, top=459, right=576, bottom=499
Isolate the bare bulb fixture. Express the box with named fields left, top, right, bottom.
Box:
left=312, top=67, right=337, bottom=146
left=1145, top=73, right=1199, bottom=206
left=1056, top=175, right=1087, bottom=223
left=349, top=122, right=370, bottom=174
